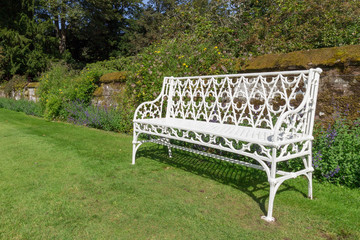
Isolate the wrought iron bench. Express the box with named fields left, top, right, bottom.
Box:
left=132, top=68, right=322, bottom=222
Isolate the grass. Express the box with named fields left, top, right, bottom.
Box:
left=0, top=108, right=359, bottom=240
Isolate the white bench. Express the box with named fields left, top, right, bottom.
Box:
left=132, top=68, right=322, bottom=222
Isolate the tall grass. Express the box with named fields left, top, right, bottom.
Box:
left=0, top=97, right=43, bottom=117
left=64, top=100, right=133, bottom=133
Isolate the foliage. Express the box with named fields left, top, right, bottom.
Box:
left=0, top=0, right=142, bottom=80
left=85, top=57, right=134, bottom=72
left=0, top=24, right=54, bottom=79
left=124, top=38, right=237, bottom=104
left=3, top=74, right=28, bottom=96
left=97, top=0, right=360, bottom=107
left=38, top=0, right=142, bottom=62
left=37, top=62, right=111, bottom=120
left=0, top=97, right=43, bottom=117
left=0, top=46, right=5, bottom=79
left=0, top=1, right=57, bottom=79
left=312, top=118, right=360, bottom=188
left=64, top=100, right=133, bottom=133
left=155, top=0, right=360, bottom=58
left=279, top=114, right=360, bottom=188
left=1, top=0, right=359, bottom=82
left=242, top=0, right=360, bottom=55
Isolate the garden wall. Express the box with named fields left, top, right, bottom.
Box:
left=0, top=82, right=39, bottom=102
left=91, top=71, right=127, bottom=106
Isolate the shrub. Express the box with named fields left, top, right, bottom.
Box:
left=85, top=57, right=133, bottom=73
left=312, top=118, right=360, bottom=188
left=0, top=46, right=5, bottom=80
left=37, top=62, right=113, bottom=120
left=124, top=38, right=237, bottom=104
left=37, top=63, right=75, bottom=119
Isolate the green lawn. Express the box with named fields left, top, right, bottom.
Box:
left=0, top=108, right=359, bottom=240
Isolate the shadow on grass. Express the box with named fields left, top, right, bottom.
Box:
left=137, top=144, right=308, bottom=215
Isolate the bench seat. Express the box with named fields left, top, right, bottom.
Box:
left=134, top=118, right=312, bottom=147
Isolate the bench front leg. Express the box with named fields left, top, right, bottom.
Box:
left=262, top=155, right=279, bottom=222
left=303, top=154, right=314, bottom=199
left=132, top=125, right=141, bottom=165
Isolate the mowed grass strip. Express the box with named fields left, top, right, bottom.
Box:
left=0, top=108, right=359, bottom=240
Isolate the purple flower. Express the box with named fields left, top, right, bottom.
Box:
left=325, top=127, right=337, bottom=147
left=323, top=166, right=340, bottom=179
left=312, top=151, right=322, bottom=168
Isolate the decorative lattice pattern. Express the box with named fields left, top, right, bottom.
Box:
left=170, top=73, right=308, bottom=129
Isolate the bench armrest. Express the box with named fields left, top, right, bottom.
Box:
left=273, top=106, right=311, bottom=143
left=133, top=95, right=164, bottom=120
left=273, top=68, right=321, bottom=144
left=133, top=77, right=174, bottom=121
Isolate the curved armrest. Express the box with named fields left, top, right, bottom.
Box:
left=273, top=68, right=322, bottom=143
left=133, top=77, right=173, bottom=121
left=133, top=94, right=165, bottom=121
left=273, top=106, right=309, bottom=143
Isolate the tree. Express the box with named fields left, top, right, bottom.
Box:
left=0, top=0, right=57, bottom=80
left=39, top=0, right=85, bottom=55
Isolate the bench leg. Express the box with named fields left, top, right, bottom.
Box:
left=307, top=172, right=313, bottom=199
left=306, top=155, right=313, bottom=199
left=262, top=155, right=279, bottom=222
left=164, top=138, right=172, bottom=158
left=132, top=143, right=137, bottom=165
left=132, top=130, right=139, bottom=165
left=262, top=181, right=277, bottom=222
left=302, top=155, right=314, bottom=199
left=262, top=178, right=284, bottom=222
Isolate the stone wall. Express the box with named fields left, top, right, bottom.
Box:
left=91, top=71, right=128, bottom=107
left=92, top=82, right=125, bottom=106
left=0, top=82, right=39, bottom=102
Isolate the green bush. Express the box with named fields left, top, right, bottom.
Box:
left=85, top=57, right=133, bottom=73
left=279, top=115, right=360, bottom=188
left=37, top=62, right=113, bottom=120
left=312, top=118, right=360, bottom=188
left=0, top=46, right=5, bottom=80
left=124, top=38, right=237, bottom=104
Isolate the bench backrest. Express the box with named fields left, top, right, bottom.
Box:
left=161, top=69, right=321, bottom=133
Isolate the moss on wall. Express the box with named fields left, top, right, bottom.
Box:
left=99, top=71, right=128, bottom=83
left=27, top=82, right=40, bottom=88
left=4, top=75, right=27, bottom=97
left=244, top=45, right=360, bottom=71
left=93, top=85, right=104, bottom=97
